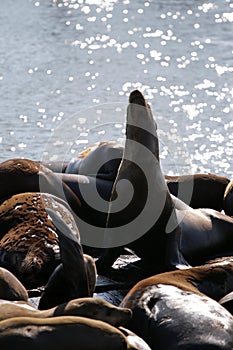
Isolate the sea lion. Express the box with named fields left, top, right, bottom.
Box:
left=123, top=284, right=233, bottom=350
left=165, top=173, right=230, bottom=211
left=121, top=257, right=233, bottom=349
left=72, top=143, right=231, bottom=212
left=0, top=192, right=90, bottom=298
left=0, top=158, right=112, bottom=231
left=97, top=90, right=189, bottom=273
left=0, top=297, right=132, bottom=327
left=0, top=267, right=28, bottom=302
left=0, top=193, right=60, bottom=287
left=44, top=141, right=230, bottom=212
left=0, top=158, right=80, bottom=211
left=0, top=154, right=230, bottom=250
left=0, top=315, right=150, bottom=350
left=96, top=90, right=233, bottom=273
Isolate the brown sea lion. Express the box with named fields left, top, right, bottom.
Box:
left=0, top=192, right=90, bottom=299
left=0, top=315, right=150, bottom=350
left=0, top=267, right=28, bottom=302
left=0, top=158, right=80, bottom=211
left=0, top=193, right=60, bottom=287
left=0, top=158, right=113, bottom=233
left=121, top=257, right=233, bottom=349
left=96, top=90, right=233, bottom=273
left=0, top=297, right=132, bottom=327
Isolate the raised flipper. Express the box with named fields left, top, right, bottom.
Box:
left=38, top=198, right=95, bottom=309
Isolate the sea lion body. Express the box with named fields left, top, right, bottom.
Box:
left=36, top=199, right=94, bottom=308
left=178, top=206, right=233, bottom=265
left=110, top=192, right=233, bottom=270
left=0, top=316, right=150, bottom=350
left=0, top=193, right=61, bottom=287
left=0, top=316, right=148, bottom=350
left=0, top=192, right=91, bottom=300
left=121, top=258, right=233, bottom=349
left=97, top=91, right=188, bottom=272
left=166, top=173, right=230, bottom=211
left=0, top=297, right=132, bottom=327
left=122, top=284, right=233, bottom=350
left=96, top=91, right=233, bottom=273
left=0, top=158, right=80, bottom=212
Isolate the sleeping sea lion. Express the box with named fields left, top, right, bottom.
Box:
left=0, top=297, right=132, bottom=327
left=0, top=193, right=60, bottom=287
left=0, top=192, right=91, bottom=298
left=166, top=173, right=230, bottom=211
left=121, top=257, right=233, bottom=349
left=0, top=316, right=150, bottom=350
left=0, top=158, right=80, bottom=212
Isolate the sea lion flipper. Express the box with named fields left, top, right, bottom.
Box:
left=39, top=205, right=93, bottom=309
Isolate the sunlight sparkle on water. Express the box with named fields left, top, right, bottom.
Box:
left=1, top=0, right=233, bottom=175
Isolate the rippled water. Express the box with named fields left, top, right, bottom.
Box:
left=0, top=0, right=232, bottom=176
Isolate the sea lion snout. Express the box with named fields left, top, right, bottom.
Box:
left=111, top=305, right=132, bottom=327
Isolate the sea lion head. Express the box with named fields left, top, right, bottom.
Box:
left=18, top=243, right=60, bottom=288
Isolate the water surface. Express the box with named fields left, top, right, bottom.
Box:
left=0, top=0, right=232, bottom=176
